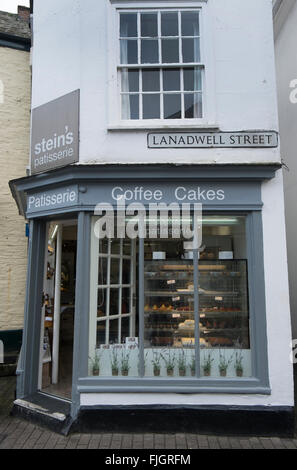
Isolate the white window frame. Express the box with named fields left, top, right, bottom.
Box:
left=89, top=223, right=137, bottom=358
left=108, top=0, right=217, bottom=130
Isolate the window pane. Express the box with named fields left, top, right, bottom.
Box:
left=141, top=39, right=159, bottom=64
left=120, top=13, right=138, bottom=37
left=98, top=257, right=108, bottom=285
left=142, top=69, right=160, bottom=92
left=199, top=216, right=251, bottom=378
left=184, top=68, right=202, bottom=91
left=141, top=13, right=158, bottom=37
left=162, top=39, right=179, bottom=63
left=181, top=11, right=200, bottom=36
left=122, top=288, right=131, bottom=314
left=121, top=95, right=139, bottom=120
left=163, top=68, right=180, bottom=91
left=143, top=94, right=160, bottom=119
left=182, top=38, right=200, bottom=63
left=121, top=69, right=139, bottom=93
left=164, top=94, right=181, bottom=119
left=121, top=317, right=131, bottom=342
left=161, top=12, right=178, bottom=36
left=96, top=322, right=106, bottom=346
left=123, top=240, right=132, bottom=256
left=111, top=240, right=121, bottom=255
left=99, top=239, right=108, bottom=254
left=109, top=319, right=119, bottom=344
left=97, top=288, right=107, bottom=318
left=120, top=40, right=138, bottom=64
left=110, top=258, right=120, bottom=284
left=184, top=93, right=203, bottom=118
left=144, top=250, right=195, bottom=378
left=123, top=258, right=132, bottom=284
left=110, top=289, right=120, bottom=316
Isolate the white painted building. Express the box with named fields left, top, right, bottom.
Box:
left=9, top=0, right=294, bottom=435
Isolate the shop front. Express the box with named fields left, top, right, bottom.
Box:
left=9, top=163, right=294, bottom=435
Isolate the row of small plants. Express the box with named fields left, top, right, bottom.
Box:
left=151, top=350, right=244, bottom=377
left=89, top=350, right=131, bottom=376
left=89, top=349, right=245, bottom=377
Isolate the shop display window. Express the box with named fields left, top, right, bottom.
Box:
left=89, top=215, right=251, bottom=379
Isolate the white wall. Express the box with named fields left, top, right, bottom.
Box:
left=32, top=0, right=280, bottom=165
left=274, top=0, right=297, bottom=338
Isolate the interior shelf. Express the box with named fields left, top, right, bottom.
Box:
left=144, top=259, right=250, bottom=349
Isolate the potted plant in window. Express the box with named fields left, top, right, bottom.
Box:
left=218, top=351, right=233, bottom=377
left=202, top=352, right=214, bottom=377
left=121, top=351, right=130, bottom=376
left=111, top=350, right=119, bottom=376
left=162, top=350, right=176, bottom=377
left=234, top=351, right=244, bottom=377
left=190, top=354, right=196, bottom=377
left=151, top=350, right=162, bottom=376
left=89, top=349, right=101, bottom=376
left=178, top=349, right=187, bottom=377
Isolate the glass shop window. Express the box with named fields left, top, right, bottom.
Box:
left=89, top=215, right=251, bottom=380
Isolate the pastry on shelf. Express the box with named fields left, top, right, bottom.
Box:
left=207, top=337, right=233, bottom=346
left=181, top=337, right=195, bottom=346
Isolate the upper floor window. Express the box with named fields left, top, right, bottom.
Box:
left=119, top=10, right=203, bottom=121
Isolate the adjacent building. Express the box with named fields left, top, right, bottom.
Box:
left=0, top=7, right=31, bottom=360
left=274, top=0, right=297, bottom=341
left=10, top=0, right=294, bottom=436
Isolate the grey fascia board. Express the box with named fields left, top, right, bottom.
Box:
left=10, top=163, right=282, bottom=190
left=9, top=180, right=26, bottom=217
left=9, top=163, right=281, bottom=218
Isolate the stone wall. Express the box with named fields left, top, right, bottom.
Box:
left=0, top=46, right=31, bottom=330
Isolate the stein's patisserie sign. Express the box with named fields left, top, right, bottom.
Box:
left=30, top=90, right=80, bottom=175
left=147, top=131, right=278, bottom=148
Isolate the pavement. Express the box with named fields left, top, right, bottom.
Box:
left=1, top=375, right=297, bottom=450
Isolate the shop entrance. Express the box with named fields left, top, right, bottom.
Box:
left=39, top=222, right=77, bottom=400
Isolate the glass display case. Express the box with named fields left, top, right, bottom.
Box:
left=144, top=260, right=195, bottom=349
left=144, top=259, right=250, bottom=350
left=199, top=260, right=249, bottom=349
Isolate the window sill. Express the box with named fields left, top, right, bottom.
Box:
left=77, top=376, right=271, bottom=395
left=107, top=123, right=220, bottom=132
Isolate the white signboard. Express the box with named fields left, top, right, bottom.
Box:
left=148, top=131, right=278, bottom=149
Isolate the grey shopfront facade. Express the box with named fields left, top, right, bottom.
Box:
left=9, top=163, right=294, bottom=436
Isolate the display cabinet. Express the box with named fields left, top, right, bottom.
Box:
left=144, top=259, right=250, bottom=349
